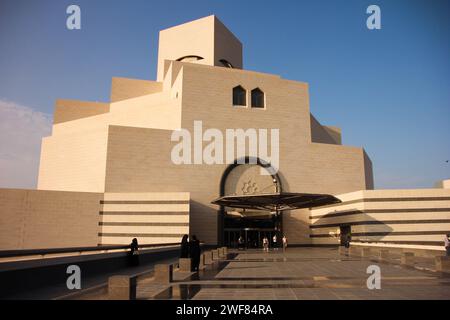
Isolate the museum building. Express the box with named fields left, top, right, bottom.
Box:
left=1, top=16, right=449, bottom=250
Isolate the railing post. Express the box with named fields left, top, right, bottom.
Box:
left=212, top=249, right=220, bottom=260
left=377, top=249, right=390, bottom=262
left=401, top=252, right=415, bottom=266
left=199, top=253, right=205, bottom=269
left=154, top=264, right=173, bottom=284
left=108, top=275, right=137, bottom=300
left=362, top=248, right=372, bottom=258
left=179, top=258, right=192, bottom=272
left=349, top=246, right=360, bottom=257
left=435, top=256, right=450, bottom=272
left=204, top=251, right=213, bottom=264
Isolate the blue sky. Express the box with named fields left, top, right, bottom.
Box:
left=0, top=0, right=449, bottom=189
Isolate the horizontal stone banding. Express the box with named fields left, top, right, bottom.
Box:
left=310, top=208, right=450, bottom=219
left=310, top=230, right=450, bottom=237
left=316, top=197, right=450, bottom=209
left=99, top=222, right=189, bottom=226
left=310, top=219, right=450, bottom=229
left=99, top=211, right=189, bottom=215
left=100, top=200, right=189, bottom=204
left=99, top=233, right=185, bottom=238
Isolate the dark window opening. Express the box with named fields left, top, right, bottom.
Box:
left=176, top=55, right=204, bottom=62
left=233, top=86, right=246, bottom=106
left=251, top=88, right=265, bottom=108
left=219, top=59, right=234, bottom=68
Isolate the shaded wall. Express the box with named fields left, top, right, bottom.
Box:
left=0, top=189, right=102, bottom=250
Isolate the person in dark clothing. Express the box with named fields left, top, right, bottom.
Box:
left=180, top=234, right=189, bottom=258
left=189, top=235, right=201, bottom=272
left=129, top=238, right=140, bottom=266
left=345, top=234, right=351, bottom=248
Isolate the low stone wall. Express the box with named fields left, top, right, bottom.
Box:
left=350, top=242, right=446, bottom=257
left=0, top=246, right=180, bottom=299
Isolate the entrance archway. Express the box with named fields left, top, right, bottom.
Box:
left=219, top=157, right=282, bottom=196
left=218, top=157, right=283, bottom=248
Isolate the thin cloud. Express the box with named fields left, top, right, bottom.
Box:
left=0, top=99, right=52, bottom=188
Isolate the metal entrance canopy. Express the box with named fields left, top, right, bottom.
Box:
left=211, top=192, right=341, bottom=212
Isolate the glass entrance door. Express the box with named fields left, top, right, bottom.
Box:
left=223, top=212, right=282, bottom=248
left=246, top=230, right=260, bottom=248
left=224, top=228, right=281, bottom=248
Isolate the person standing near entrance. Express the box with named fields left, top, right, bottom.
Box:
left=180, top=234, right=189, bottom=258
left=445, top=233, right=450, bottom=256
left=282, top=235, right=288, bottom=252
left=129, top=238, right=140, bottom=266
left=189, top=235, right=201, bottom=271
left=345, top=233, right=351, bottom=248
left=272, top=234, right=278, bottom=251
left=263, top=236, right=269, bottom=252
left=238, top=235, right=245, bottom=251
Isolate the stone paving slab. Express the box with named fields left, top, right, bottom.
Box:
left=143, top=247, right=450, bottom=300
left=137, top=270, right=196, bottom=299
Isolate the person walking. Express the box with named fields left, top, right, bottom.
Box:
left=238, top=235, right=244, bottom=251
left=129, top=238, right=140, bottom=266
left=445, top=233, right=450, bottom=256
left=263, top=236, right=269, bottom=252
left=189, top=235, right=201, bottom=271
left=180, top=234, right=189, bottom=258
left=282, top=235, right=288, bottom=252
left=272, top=234, right=278, bottom=251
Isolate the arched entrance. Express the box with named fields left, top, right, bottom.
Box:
left=218, top=157, right=283, bottom=248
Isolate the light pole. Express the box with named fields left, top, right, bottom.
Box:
left=273, top=178, right=279, bottom=193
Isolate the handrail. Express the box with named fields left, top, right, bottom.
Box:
left=0, top=242, right=181, bottom=259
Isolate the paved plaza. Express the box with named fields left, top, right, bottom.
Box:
left=141, top=247, right=450, bottom=300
